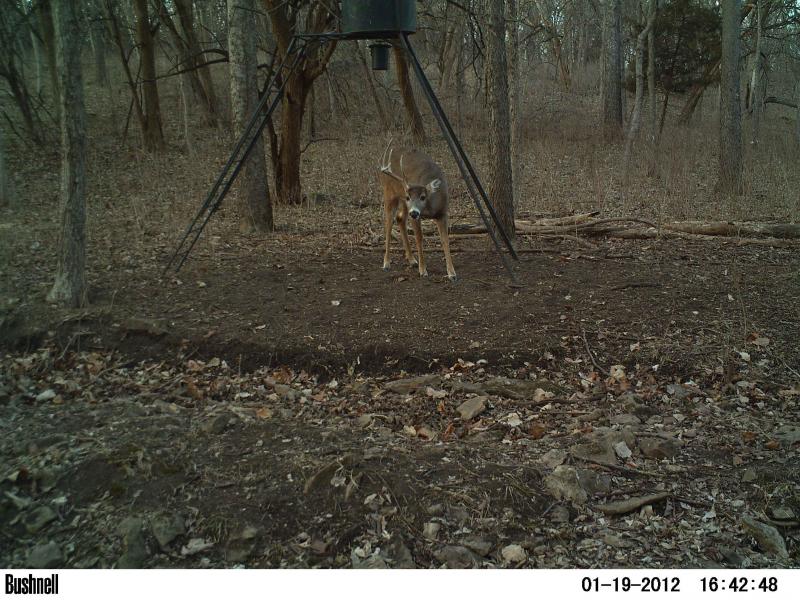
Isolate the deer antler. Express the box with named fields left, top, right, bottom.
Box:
left=379, top=138, right=407, bottom=188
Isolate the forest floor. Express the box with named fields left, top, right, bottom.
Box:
left=2, top=98, right=800, bottom=567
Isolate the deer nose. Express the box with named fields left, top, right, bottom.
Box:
left=409, top=210, right=420, bottom=220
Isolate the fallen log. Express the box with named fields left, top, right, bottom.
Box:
left=662, top=221, right=800, bottom=239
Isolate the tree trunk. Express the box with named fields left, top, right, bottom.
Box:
left=174, top=0, right=219, bottom=127
left=749, top=0, right=764, bottom=146
left=601, top=0, right=623, bottom=140
left=228, top=0, right=273, bottom=232
left=48, top=0, right=87, bottom=308
left=90, top=2, right=109, bottom=87
left=795, top=81, right=800, bottom=148
left=624, top=6, right=656, bottom=171
left=718, top=0, right=743, bottom=195
left=507, top=0, right=522, bottom=202
left=646, top=0, right=658, bottom=176
left=133, top=0, right=165, bottom=152
left=393, top=44, right=427, bottom=146
left=0, top=128, right=13, bottom=207
left=38, top=0, right=60, bottom=122
left=486, top=0, right=515, bottom=243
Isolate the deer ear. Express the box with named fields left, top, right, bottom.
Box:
left=427, top=178, right=442, bottom=194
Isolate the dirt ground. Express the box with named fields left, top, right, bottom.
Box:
left=2, top=211, right=799, bottom=568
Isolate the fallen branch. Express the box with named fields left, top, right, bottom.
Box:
left=596, top=492, right=671, bottom=515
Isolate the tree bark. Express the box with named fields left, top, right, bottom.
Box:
left=646, top=0, right=658, bottom=176
left=795, top=81, right=800, bottom=148
left=749, top=0, right=764, bottom=146
left=38, top=0, right=60, bottom=122
left=48, top=0, right=87, bottom=308
left=486, top=0, right=515, bottom=243
left=90, top=1, right=109, bottom=87
left=228, top=0, right=273, bottom=233
left=507, top=0, right=522, bottom=202
left=393, top=44, right=427, bottom=146
left=601, top=0, right=623, bottom=140
left=717, top=0, right=743, bottom=195
left=174, top=0, right=219, bottom=127
left=133, top=0, right=165, bottom=152
left=0, top=128, right=13, bottom=207
left=624, top=4, right=657, bottom=171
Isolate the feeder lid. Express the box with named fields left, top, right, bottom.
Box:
left=341, top=0, right=416, bottom=39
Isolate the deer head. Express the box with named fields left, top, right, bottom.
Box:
left=380, top=142, right=442, bottom=221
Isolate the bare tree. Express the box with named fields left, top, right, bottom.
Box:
left=718, top=0, right=743, bottom=195
left=47, top=0, right=87, bottom=308
left=601, top=0, right=623, bottom=140
left=486, top=0, right=515, bottom=243
left=646, top=0, right=659, bottom=175
left=624, top=0, right=657, bottom=171
left=133, top=0, right=165, bottom=151
left=393, top=44, right=427, bottom=146
left=262, top=0, right=337, bottom=205
left=228, top=0, right=273, bottom=233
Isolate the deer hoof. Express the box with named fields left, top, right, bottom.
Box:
left=382, top=263, right=390, bottom=271
left=419, top=270, right=429, bottom=278
left=448, top=274, right=458, bottom=283
left=407, top=258, right=418, bottom=267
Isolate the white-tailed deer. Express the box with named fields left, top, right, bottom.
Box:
left=378, top=142, right=456, bottom=281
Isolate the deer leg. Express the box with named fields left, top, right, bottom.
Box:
left=382, top=202, right=396, bottom=271
left=435, top=217, right=457, bottom=282
left=398, top=211, right=417, bottom=267
left=412, top=219, right=428, bottom=277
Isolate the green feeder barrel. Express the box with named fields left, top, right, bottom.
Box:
left=341, top=0, right=417, bottom=39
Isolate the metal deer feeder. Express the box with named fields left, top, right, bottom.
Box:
left=167, top=0, right=518, bottom=281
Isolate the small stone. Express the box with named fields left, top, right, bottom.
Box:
left=35, top=389, right=56, bottom=402
left=151, top=513, right=186, bottom=550
left=273, top=384, right=297, bottom=401
left=769, top=507, right=795, bottom=521
left=355, top=414, right=373, bottom=428
left=226, top=525, right=261, bottom=562
left=118, top=517, right=149, bottom=568
left=611, top=414, right=641, bottom=426
left=202, top=415, right=229, bottom=435
left=539, top=449, right=567, bottom=469
left=544, top=466, right=588, bottom=504
left=501, top=544, right=527, bottom=564
left=385, top=375, right=441, bottom=394
left=773, top=425, right=800, bottom=447
left=423, top=522, right=440, bottom=541
left=23, top=505, right=57, bottom=534
left=549, top=505, right=571, bottom=523
left=718, top=546, right=748, bottom=567
left=27, top=542, right=63, bottom=568
left=638, top=436, right=681, bottom=459
left=461, top=537, right=493, bottom=557
left=741, top=516, right=789, bottom=558
left=434, top=545, right=480, bottom=568
left=426, top=503, right=444, bottom=516
left=456, top=396, right=487, bottom=420
left=666, top=384, right=691, bottom=399
left=387, top=540, right=415, bottom=568
left=614, top=441, right=633, bottom=460
left=741, top=468, right=757, bottom=483
left=576, top=469, right=612, bottom=496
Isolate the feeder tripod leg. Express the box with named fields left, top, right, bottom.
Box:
left=166, top=36, right=310, bottom=273
left=399, top=34, right=519, bottom=284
